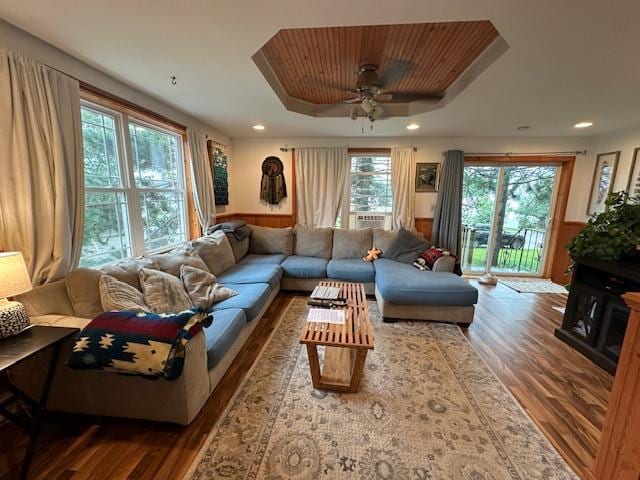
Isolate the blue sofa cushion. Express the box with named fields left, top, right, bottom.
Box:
left=203, top=308, right=246, bottom=369
left=211, top=283, right=271, bottom=321
left=239, top=253, right=287, bottom=265
left=281, top=255, right=328, bottom=278
left=327, top=259, right=375, bottom=283
left=217, top=264, right=282, bottom=290
left=374, top=259, right=478, bottom=306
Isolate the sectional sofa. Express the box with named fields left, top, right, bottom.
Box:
left=14, top=225, right=477, bottom=424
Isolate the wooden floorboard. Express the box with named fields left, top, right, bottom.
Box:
left=0, top=285, right=612, bottom=479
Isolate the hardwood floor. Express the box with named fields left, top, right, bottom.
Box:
left=0, top=284, right=612, bottom=479
left=463, top=281, right=612, bottom=478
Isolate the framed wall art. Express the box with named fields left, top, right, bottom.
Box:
left=626, top=147, right=640, bottom=198
left=587, top=151, right=620, bottom=215
left=415, top=162, right=439, bottom=192
left=207, top=140, right=229, bottom=206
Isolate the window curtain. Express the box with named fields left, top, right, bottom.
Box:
left=391, top=147, right=416, bottom=230
left=0, top=48, right=84, bottom=285
left=295, top=148, right=348, bottom=228
left=431, top=149, right=465, bottom=256
left=187, top=129, right=216, bottom=232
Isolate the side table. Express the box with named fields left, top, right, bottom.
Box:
left=0, top=325, right=78, bottom=479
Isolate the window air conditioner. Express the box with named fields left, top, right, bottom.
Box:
left=355, top=214, right=387, bottom=229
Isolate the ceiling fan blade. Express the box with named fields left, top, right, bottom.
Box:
left=373, top=93, right=393, bottom=101
left=385, top=91, right=444, bottom=102
left=380, top=59, right=417, bottom=86
left=343, top=97, right=363, bottom=104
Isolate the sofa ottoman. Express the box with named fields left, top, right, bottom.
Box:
left=373, top=258, right=478, bottom=325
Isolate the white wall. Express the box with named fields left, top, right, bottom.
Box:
left=0, top=18, right=229, bottom=146
left=585, top=125, right=640, bottom=209
left=230, top=136, right=593, bottom=221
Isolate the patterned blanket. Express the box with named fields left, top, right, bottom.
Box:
left=67, top=309, right=212, bottom=380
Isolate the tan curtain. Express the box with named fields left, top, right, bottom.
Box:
left=391, top=147, right=415, bottom=230
left=187, top=129, right=216, bottom=232
left=0, top=48, right=84, bottom=285
left=296, top=148, right=348, bottom=228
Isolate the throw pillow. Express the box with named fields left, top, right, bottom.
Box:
left=147, top=245, right=210, bottom=277
left=383, top=228, right=431, bottom=264
left=180, top=265, right=237, bottom=309
left=101, top=257, right=159, bottom=291
left=139, top=268, right=193, bottom=314
left=420, top=246, right=447, bottom=269
left=191, top=231, right=236, bottom=275
left=67, top=309, right=212, bottom=380
left=99, top=274, right=149, bottom=312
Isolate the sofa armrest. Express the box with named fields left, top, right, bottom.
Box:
left=10, top=326, right=210, bottom=425
left=16, top=279, right=75, bottom=317
left=432, top=256, right=456, bottom=272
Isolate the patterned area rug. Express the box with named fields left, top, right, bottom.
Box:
left=498, top=278, right=568, bottom=294
left=186, top=298, right=576, bottom=480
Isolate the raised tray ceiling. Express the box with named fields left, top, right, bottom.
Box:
left=253, top=21, right=506, bottom=118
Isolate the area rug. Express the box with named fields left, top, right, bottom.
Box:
left=499, top=278, right=568, bottom=294
left=186, top=298, right=576, bottom=479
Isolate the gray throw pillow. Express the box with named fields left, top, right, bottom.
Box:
left=99, top=274, right=149, bottom=312
left=294, top=225, right=333, bottom=259
left=249, top=225, right=294, bottom=255
left=383, top=228, right=431, bottom=264
left=139, top=268, right=193, bottom=314
left=180, top=265, right=238, bottom=310
left=191, top=231, right=236, bottom=275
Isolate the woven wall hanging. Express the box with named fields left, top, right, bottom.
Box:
left=208, top=140, right=229, bottom=206
left=260, top=156, right=287, bottom=205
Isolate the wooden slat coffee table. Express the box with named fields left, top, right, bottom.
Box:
left=299, top=281, right=374, bottom=393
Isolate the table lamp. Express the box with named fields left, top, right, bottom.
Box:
left=0, top=252, right=33, bottom=338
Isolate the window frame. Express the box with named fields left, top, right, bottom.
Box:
left=341, top=152, right=393, bottom=228
left=79, top=97, right=190, bottom=267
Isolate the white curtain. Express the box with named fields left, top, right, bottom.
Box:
left=296, top=148, right=348, bottom=228
left=187, top=129, right=216, bottom=232
left=391, top=147, right=416, bottom=230
left=0, top=48, right=84, bottom=285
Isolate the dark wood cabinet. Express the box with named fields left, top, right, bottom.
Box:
left=555, top=258, right=640, bottom=374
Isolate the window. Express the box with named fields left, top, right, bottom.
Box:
left=79, top=102, right=187, bottom=267
left=341, top=154, right=393, bottom=229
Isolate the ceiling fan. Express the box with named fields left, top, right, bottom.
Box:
left=343, top=64, right=442, bottom=122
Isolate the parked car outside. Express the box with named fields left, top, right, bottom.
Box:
left=469, top=224, right=525, bottom=249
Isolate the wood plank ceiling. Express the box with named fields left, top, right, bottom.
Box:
left=259, top=21, right=499, bottom=105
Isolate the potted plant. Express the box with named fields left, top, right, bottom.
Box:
left=567, top=191, right=640, bottom=266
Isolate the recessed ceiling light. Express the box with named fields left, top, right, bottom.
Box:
left=253, top=124, right=265, bottom=131
left=517, top=125, right=530, bottom=131
left=574, top=122, right=593, bottom=129
left=406, top=123, right=420, bottom=130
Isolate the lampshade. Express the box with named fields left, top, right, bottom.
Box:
left=0, top=252, right=32, bottom=299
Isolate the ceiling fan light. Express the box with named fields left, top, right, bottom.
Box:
left=406, top=123, right=420, bottom=130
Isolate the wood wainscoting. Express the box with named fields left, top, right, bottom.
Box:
left=551, top=221, right=587, bottom=285
left=215, top=212, right=295, bottom=228
left=414, top=217, right=433, bottom=241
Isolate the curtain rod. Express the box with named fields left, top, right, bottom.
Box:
left=279, top=146, right=418, bottom=152
left=445, top=150, right=587, bottom=156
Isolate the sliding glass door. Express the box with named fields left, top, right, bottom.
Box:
left=461, top=163, right=559, bottom=276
